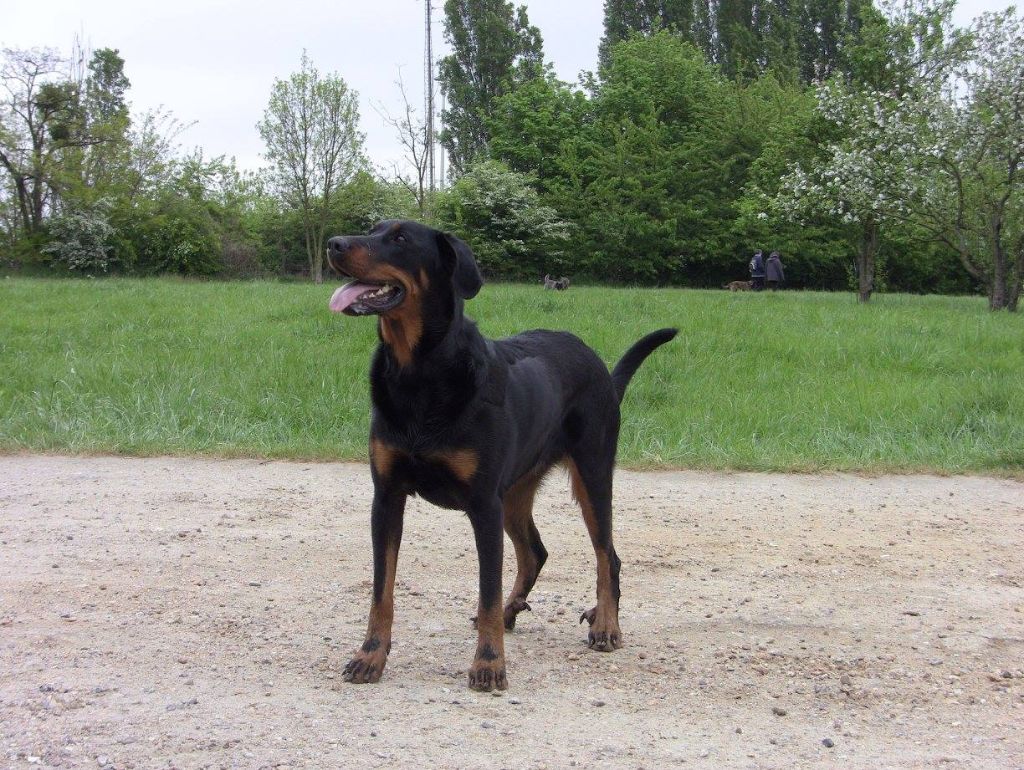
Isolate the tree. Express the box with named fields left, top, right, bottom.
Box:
left=599, top=0, right=695, bottom=69
left=438, top=0, right=544, bottom=176
left=486, top=73, right=588, bottom=191
left=925, top=10, right=1024, bottom=310
left=258, top=52, right=364, bottom=283
left=736, top=82, right=854, bottom=290
left=781, top=2, right=1024, bottom=309
left=555, top=32, right=766, bottom=284
left=375, top=71, right=431, bottom=217
left=0, top=46, right=131, bottom=248
left=598, top=0, right=870, bottom=83
left=769, top=0, right=972, bottom=302
left=42, top=197, right=116, bottom=272
left=68, top=47, right=132, bottom=199
left=0, top=48, right=78, bottom=236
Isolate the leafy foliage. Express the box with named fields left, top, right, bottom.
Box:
left=1, top=6, right=1022, bottom=309
left=438, top=0, right=544, bottom=175
left=257, top=52, right=364, bottom=283
left=42, top=199, right=116, bottom=272
left=600, top=0, right=871, bottom=82
left=435, top=160, right=570, bottom=280
left=770, top=0, right=1022, bottom=306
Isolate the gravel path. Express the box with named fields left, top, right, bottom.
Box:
left=1, top=455, right=1022, bottom=769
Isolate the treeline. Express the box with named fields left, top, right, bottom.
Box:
left=1, top=0, right=1021, bottom=306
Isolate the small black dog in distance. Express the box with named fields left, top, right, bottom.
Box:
left=327, top=220, right=676, bottom=691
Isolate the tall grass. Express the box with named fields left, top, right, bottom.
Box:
left=2, top=278, right=1022, bottom=474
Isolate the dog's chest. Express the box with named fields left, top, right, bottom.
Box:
left=372, top=438, right=477, bottom=510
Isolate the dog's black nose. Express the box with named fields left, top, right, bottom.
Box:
left=327, top=236, right=350, bottom=254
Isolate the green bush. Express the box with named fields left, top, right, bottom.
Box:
left=434, top=160, right=570, bottom=280
left=125, top=199, right=222, bottom=276
left=42, top=200, right=116, bottom=273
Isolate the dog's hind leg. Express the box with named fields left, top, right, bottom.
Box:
left=566, top=452, right=622, bottom=652
left=501, top=473, right=548, bottom=630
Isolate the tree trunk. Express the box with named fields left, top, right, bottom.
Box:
left=14, top=175, right=33, bottom=234
left=305, top=231, right=323, bottom=284
left=311, top=242, right=323, bottom=284
left=988, top=218, right=1008, bottom=310
left=988, top=276, right=1006, bottom=310
left=1006, top=237, right=1024, bottom=313
left=856, top=219, right=879, bottom=303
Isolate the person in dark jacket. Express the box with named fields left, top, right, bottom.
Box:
left=749, top=249, right=766, bottom=290
left=765, top=251, right=785, bottom=290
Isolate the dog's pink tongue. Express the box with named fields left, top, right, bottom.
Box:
left=329, top=282, right=374, bottom=313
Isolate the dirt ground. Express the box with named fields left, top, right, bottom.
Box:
left=1, top=455, right=1022, bottom=770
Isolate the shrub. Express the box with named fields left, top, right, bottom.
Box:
left=434, top=160, right=570, bottom=281
left=42, top=200, right=117, bottom=273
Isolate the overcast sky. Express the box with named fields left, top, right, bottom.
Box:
left=3, top=0, right=1012, bottom=176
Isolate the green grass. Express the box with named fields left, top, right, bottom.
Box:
left=2, top=277, right=1023, bottom=474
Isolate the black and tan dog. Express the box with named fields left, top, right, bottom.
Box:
left=327, top=220, right=676, bottom=691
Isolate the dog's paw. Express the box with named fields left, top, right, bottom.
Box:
left=579, top=607, right=622, bottom=652
left=468, top=658, right=508, bottom=692
left=343, top=639, right=389, bottom=684
left=503, top=597, right=532, bottom=630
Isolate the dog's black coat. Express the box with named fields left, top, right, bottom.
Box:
left=326, top=220, right=676, bottom=691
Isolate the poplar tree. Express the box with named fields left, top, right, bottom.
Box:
left=438, top=0, right=544, bottom=177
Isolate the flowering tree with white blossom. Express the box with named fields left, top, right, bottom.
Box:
left=927, top=10, right=1024, bottom=310
left=772, top=1, right=1024, bottom=309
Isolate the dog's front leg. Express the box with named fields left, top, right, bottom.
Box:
left=344, top=487, right=406, bottom=684
left=467, top=497, right=507, bottom=691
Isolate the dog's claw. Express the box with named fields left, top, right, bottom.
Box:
left=468, top=663, right=508, bottom=692
left=579, top=607, right=621, bottom=651
left=587, top=630, right=621, bottom=651
left=503, top=598, right=533, bottom=630
left=343, top=648, right=387, bottom=684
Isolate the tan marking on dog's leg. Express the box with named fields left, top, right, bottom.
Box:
left=345, top=535, right=400, bottom=683
left=566, top=458, right=622, bottom=651
left=502, top=473, right=546, bottom=629
left=370, top=438, right=398, bottom=479
left=468, top=601, right=507, bottom=691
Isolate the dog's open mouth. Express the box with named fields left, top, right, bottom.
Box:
left=329, top=281, right=405, bottom=315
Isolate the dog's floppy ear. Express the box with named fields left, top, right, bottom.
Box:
left=436, top=231, right=483, bottom=300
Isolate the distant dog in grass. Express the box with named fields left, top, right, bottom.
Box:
left=724, top=280, right=752, bottom=292
left=544, top=274, right=571, bottom=291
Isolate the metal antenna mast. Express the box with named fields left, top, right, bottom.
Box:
left=439, top=91, right=445, bottom=190
left=424, top=0, right=436, bottom=192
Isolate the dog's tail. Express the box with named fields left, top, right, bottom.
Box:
left=611, top=327, right=678, bottom=403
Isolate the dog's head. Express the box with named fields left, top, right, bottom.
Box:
left=326, top=221, right=483, bottom=365
left=327, top=220, right=482, bottom=317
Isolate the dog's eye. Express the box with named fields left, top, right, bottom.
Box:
left=394, top=233, right=406, bottom=243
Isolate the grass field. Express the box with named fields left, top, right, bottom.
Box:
left=1, top=277, right=1023, bottom=474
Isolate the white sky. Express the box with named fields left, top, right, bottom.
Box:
left=2, top=0, right=1012, bottom=176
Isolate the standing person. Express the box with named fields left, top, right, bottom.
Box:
left=766, top=251, right=785, bottom=290
left=749, top=249, right=766, bottom=291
